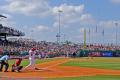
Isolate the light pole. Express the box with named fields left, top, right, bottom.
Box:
left=115, top=22, right=118, bottom=46
left=30, top=30, right=34, bottom=39
left=61, top=33, right=66, bottom=42
left=63, top=34, right=66, bottom=42
left=56, top=10, right=62, bottom=44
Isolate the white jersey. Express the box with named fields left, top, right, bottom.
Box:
left=29, top=50, right=36, bottom=60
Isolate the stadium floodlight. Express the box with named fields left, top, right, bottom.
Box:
left=57, top=10, right=63, bottom=44
left=115, top=22, right=118, bottom=46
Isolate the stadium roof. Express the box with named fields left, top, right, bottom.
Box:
left=0, top=14, right=7, bottom=18
left=0, top=24, right=25, bottom=36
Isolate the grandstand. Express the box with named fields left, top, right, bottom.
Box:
left=0, top=14, right=25, bottom=45
left=0, top=25, right=25, bottom=45
left=0, top=24, right=25, bottom=45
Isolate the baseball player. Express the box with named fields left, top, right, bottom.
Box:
left=11, top=58, right=23, bottom=72
left=24, top=48, right=39, bottom=70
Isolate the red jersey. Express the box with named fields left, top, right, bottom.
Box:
left=16, top=59, right=21, bottom=66
left=12, top=59, right=22, bottom=67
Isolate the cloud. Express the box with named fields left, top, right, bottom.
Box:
left=1, top=1, right=95, bottom=27
left=1, top=0, right=51, bottom=17
left=51, top=4, right=96, bottom=43
left=36, top=25, right=49, bottom=32
left=15, top=25, right=50, bottom=39
left=111, top=0, right=120, bottom=4
left=52, top=4, right=84, bottom=25
left=0, top=1, right=97, bottom=42
left=80, top=14, right=95, bottom=24
left=52, top=4, right=95, bottom=28
left=98, top=20, right=120, bottom=28
left=52, top=4, right=84, bottom=15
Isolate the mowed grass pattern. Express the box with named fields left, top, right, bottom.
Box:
left=61, top=57, right=120, bottom=70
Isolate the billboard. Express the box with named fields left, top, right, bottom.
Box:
left=101, top=51, right=113, bottom=57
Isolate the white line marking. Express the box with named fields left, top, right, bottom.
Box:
left=43, top=59, right=70, bottom=69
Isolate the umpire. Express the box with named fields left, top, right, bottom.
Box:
left=0, top=54, right=10, bottom=72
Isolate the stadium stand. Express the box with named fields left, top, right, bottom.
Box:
left=0, top=24, right=25, bottom=45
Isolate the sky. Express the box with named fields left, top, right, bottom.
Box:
left=0, top=0, right=120, bottom=44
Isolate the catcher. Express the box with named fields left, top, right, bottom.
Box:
left=11, top=58, right=23, bottom=72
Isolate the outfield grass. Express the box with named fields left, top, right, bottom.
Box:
left=47, top=75, right=120, bottom=80
left=61, top=58, right=120, bottom=70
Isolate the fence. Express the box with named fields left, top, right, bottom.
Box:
left=77, top=50, right=120, bottom=57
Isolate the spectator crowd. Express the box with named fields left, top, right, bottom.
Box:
left=0, top=38, right=120, bottom=58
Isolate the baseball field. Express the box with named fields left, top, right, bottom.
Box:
left=0, top=57, right=120, bottom=80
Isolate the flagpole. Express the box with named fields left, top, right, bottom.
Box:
left=88, top=28, right=91, bottom=45
left=102, top=29, right=104, bottom=45
left=95, top=25, right=98, bottom=44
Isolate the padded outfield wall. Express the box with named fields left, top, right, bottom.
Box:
left=77, top=50, right=120, bottom=57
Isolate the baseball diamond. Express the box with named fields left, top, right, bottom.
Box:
left=0, top=58, right=120, bottom=80
left=0, top=0, right=120, bottom=80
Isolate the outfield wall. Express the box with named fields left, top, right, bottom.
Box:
left=77, top=50, right=120, bottom=57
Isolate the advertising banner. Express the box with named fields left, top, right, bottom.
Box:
left=102, top=52, right=113, bottom=57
